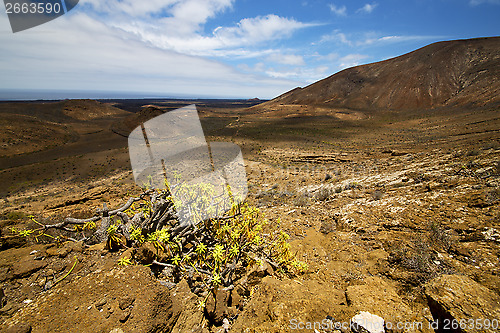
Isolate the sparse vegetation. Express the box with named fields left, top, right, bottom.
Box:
left=16, top=181, right=307, bottom=299
left=4, top=211, right=25, bottom=224
left=428, top=220, right=454, bottom=251
left=315, top=186, right=334, bottom=201
left=293, top=193, right=310, bottom=206
left=2, top=73, right=500, bottom=331
left=370, top=190, right=384, bottom=201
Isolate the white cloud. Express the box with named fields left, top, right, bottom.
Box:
left=469, top=0, right=500, bottom=5
left=320, top=30, right=352, bottom=45
left=338, top=54, right=369, bottom=69
left=267, top=53, right=306, bottom=66
left=110, top=14, right=317, bottom=57
left=325, top=53, right=340, bottom=61
left=0, top=0, right=327, bottom=98
left=0, top=12, right=301, bottom=99
left=265, top=65, right=330, bottom=82
left=359, top=34, right=446, bottom=46
left=214, top=15, right=315, bottom=46
left=319, top=30, right=445, bottom=47
left=80, top=0, right=233, bottom=20
left=328, top=3, right=347, bottom=16
left=357, top=3, right=378, bottom=14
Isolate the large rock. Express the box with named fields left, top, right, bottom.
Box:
left=205, top=287, right=236, bottom=325
left=0, top=235, right=27, bottom=250
left=2, top=322, right=32, bottom=333
left=169, top=280, right=208, bottom=333
left=0, top=244, right=49, bottom=281
left=346, top=276, right=433, bottom=333
left=0, top=287, right=6, bottom=308
left=424, top=274, right=500, bottom=332
left=45, top=241, right=84, bottom=258
left=351, top=311, right=385, bottom=333
left=135, top=242, right=169, bottom=264
left=11, top=258, right=47, bottom=279
left=231, top=276, right=349, bottom=333
left=2, top=265, right=181, bottom=333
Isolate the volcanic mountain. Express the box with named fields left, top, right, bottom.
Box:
left=267, top=37, right=500, bottom=110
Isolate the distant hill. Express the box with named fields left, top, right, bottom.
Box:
left=265, top=37, right=500, bottom=110
left=0, top=99, right=130, bottom=123
left=0, top=99, right=131, bottom=157
left=111, top=105, right=167, bottom=137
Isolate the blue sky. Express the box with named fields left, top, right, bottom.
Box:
left=0, top=0, right=499, bottom=99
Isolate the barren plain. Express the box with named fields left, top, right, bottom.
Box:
left=0, top=37, right=499, bottom=333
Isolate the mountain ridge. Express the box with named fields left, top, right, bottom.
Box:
left=265, top=37, right=500, bottom=111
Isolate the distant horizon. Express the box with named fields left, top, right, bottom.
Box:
left=2, top=35, right=499, bottom=102
left=0, top=89, right=266, bottom=101
left=1, top=0, right=499, bottom=99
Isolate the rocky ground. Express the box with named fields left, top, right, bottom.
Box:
left=0, top=102, right=499, bottom=332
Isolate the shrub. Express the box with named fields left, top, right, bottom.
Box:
left=6, top=211, right=26, bottom=221
left=370, top=190, right=384, bottom=201
left=293, top=193, right=310, bottom=206
left=18, top=182, right=307, bottom=297
left=428, top=221, right=454, bottom=252
left=315, top=186, right=334, bottom=201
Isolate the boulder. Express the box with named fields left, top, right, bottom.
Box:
left=351, top=311, right=384, bottom=333
left=134, top=242, right=156, bottom=264
left=234, top=260, right=274, bottom=296
left=2, top=265, right=181, bottom=333
left=232, top=277, right=349, bottom=332
left=169, top=280, right=208, bottom=333
left=2, top=322, right=32, bottom=333
left=424, top=274, right=500, bottom=332
left=346, top=276, right=432, bottom=332
left=205, top=287, right=235, bottom=325
left=0, top=235, right=27, bottom=250
left=11, top=258, right=47, bottom=279
left=0, top=287, right=6, bottom=307
left=135, top=242, right=169, bottom=264
left=46, top=245, right=72, bottom=258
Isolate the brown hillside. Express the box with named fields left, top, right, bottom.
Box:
left=60, top=99, right=131, bottom=121
left=111, top=105, right=166, bottom=137
left=0, top=99, right=132, bottom=160
left=266, top=37, right=500, bottom=110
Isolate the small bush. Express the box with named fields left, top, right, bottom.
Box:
left=344, top=182, right=361, bottom=191
left=428, top=221, right=454, bottom=251
left=6, top=211, right=26, bottom=221
left=315, top=187, right=334, bottom=201
left=466, top=149, right=480, bottom=156
left=370, top=190, right=384, bottom=201
left=294, top=193, right=310, bottom=206
left=389, top=240, right=437, bottom=284
left=389, top=238, right=455, bottom=285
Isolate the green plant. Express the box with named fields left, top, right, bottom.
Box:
left=6, top=211, right=26, bottom=221
left=106, top=224, right=122, bottom=248
left=130, top=226, right=145, bottom=244
left=20, top=180, right=306, bottom=299
left=134, top=201, right=306, bottom=294
left=428, top=221, right=453, bottom=251
left=17, top=229, right=34, bottom=237
left=118, top=257, right=133, bottom=266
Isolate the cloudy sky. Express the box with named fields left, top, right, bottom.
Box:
left=0, top=0, right=499, bottom=99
